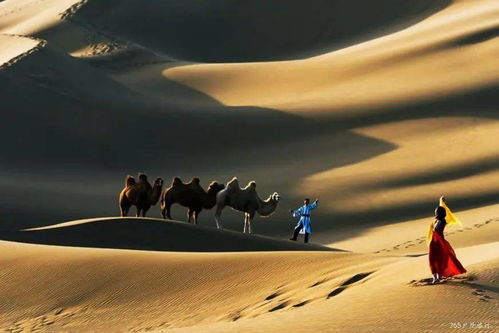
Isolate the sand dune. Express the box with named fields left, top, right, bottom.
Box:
left=3, top=217, right=334, bottom=252
left=1, top=238, right=496, bottom=332
left=163, top=0, right=499, bottom=111
left=0, top=0, right=498, bottom=331
left=62, top=0, right=448, bottom=62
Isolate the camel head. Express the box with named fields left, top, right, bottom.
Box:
left=208, top=181, right=225, bottom=194
left=153, top=178, right=164, bottom=188
left=270, top=192, right=280, bottom=203
left=257, top=192, right=280, bottom=217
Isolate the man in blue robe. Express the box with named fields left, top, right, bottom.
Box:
left=289, top=198, right=319, bottom=243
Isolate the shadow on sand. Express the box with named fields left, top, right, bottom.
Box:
left=0, top=217, right=340, bottom=253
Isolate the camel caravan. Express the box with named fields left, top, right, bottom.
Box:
left=119, top=174, right=280, bottom=233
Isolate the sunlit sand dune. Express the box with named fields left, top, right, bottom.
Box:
left=163, top=0, right=499, bottom=112
left=0, top=0, right=497, bottom=331
left=1, top=237, right=496, bottom=332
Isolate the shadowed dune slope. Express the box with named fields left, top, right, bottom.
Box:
left=2, top=217, right=336, bottom=252
left=164, top=0, right=499, bottom=111
left=67, top=0, right=450, bottom=62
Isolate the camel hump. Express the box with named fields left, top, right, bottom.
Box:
left=138, top=173, right=148, bottom=182
left=125, top=175, right=136, bottom=187
left=226, top=177, right=240, bottom=192
left=242, top=181, right=256, bottom=191
left=209, top=180, right=221, bottom=188
left=190, top=177, right=200, bottom=185
left=172, top=177, right=183, bottom=186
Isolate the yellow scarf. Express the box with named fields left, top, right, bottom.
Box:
left=426, top=197, right=463, bottom=246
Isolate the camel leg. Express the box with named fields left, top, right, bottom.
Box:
left=119, top=196, right=130, bottom=217
left=165, top=204, right=173, bottom=220
left=248, top=212, right=255, bottom=234
left=120, top=205, right=128, bottom=217
left=142, top=207, right=149, bottom=217
left=214, top=206, right=224, bottom=229
left=187, top=209, right=194, bottom=223
left=193, top=210, right=201, bottom=225
left=161, top=204, right=167, bottom=219
left=136, top=207, right=141, bottom=217
left=243, top=213, right=249, bottom=233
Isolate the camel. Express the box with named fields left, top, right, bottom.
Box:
left=119, top=173, right=163, bottom=217
left=214, top=177, right=280, bottom=233
left=160, top=177, right=225, bottom=224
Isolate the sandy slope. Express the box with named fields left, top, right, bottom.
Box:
left=4, top=217, right=334, bottom=252
left=0, top=0, right=498, bottom=331
left=0, top=232, right=496, bottom=332
left=163, top=0, right=499, bottom=112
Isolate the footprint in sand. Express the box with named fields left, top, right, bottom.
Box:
left=269, top=301, right=289, bottom=312
left=343, top=272, right=373, bottom=285
left=265, top=291, right=281, bottom=301
left=310, top=280, right=326, bottom=288
left=292, top=300, right=310, bottom=308
left=229, top=312, right=242, bottom=321
left=327, top=287, right=346, bottom=298
left=327, top=272, right=374, bottom=299
left=471, top=288, right=493, bottom=302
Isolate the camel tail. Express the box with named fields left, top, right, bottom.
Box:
left=125, top=175, right=136, bottom=187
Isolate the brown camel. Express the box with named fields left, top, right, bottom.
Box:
left=214, top=177, right=280, bottom=233
left=160, top=177, right=225, bottom=224
left=119, top=173, right=163, bottom=217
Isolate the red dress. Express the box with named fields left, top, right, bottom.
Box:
left=429, top=219, right=466, bottom=277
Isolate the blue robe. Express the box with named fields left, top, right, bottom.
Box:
left=292, top=202, right=318, bottom=234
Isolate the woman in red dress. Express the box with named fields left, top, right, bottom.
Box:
left=429, top=206, right=467, bottom=284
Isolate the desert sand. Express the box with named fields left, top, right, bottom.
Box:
left=0, top=0, right=498, bottom=331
